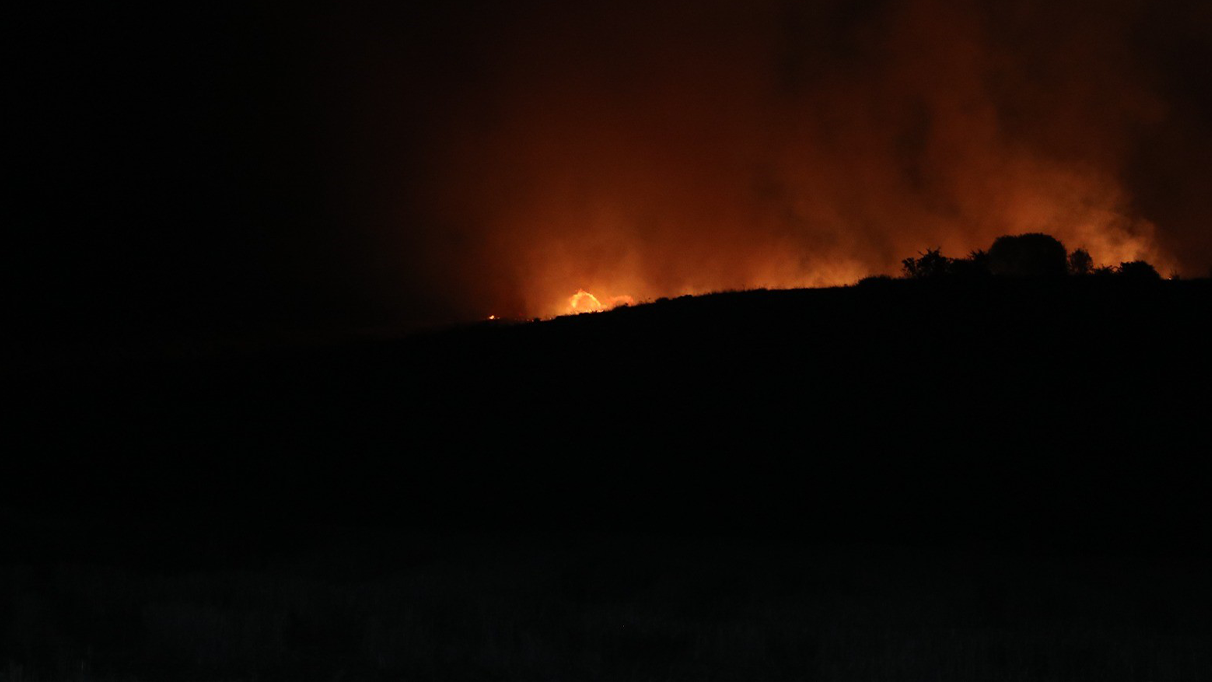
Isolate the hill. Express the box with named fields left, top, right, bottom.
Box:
left=2, top=278, right=1211, bottom=679
left=6, top=278, right=1212, bottom=548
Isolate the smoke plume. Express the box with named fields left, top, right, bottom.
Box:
left=339, top=0, right=1211, bottom=320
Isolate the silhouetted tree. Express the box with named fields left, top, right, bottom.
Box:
left=1116, top=260, right=1161, bottom=281
left=902, top=248, right=951, bottom=279
left=988, top=234, right=1068, bottom=278
left=1068, top=248, right=1094, bottom=276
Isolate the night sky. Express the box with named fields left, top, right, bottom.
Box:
left=12, top=1, right=1212, bottom=354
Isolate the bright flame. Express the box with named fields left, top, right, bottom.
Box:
left=566, top=290, right=634, bottom=315
left=568, top=290, right=603, bottom=313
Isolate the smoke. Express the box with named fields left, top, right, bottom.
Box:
left=341, top=0, right=1210, bottom=320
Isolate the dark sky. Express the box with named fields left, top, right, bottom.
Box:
left=11, top=1, right=1212, bottom=353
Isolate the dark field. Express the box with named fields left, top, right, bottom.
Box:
left=3, top=278, right=1211, bottom=680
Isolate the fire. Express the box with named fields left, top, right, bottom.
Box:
left=566, top=290, right=634, bottom=315
left=568, top=290, right=603, bottom=313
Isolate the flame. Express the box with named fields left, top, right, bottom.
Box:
left=566, top=290, right=633, bottom=315
left=567, top=290, right=603, bottom=313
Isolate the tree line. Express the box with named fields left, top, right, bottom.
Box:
left=895, top=233, right=1163, bottom=281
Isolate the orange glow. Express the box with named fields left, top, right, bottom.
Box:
left=566, top=290, right=634, bottom=315
left=567, top=290, right=604, bottom=314
left=397, top=0, right=1189, bottom=323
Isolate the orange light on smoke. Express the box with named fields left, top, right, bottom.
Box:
left=565, top=290, right=636, bottom=315
left=568, top=290, right=604, bottom=313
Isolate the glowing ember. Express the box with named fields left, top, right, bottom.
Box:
left=487, top=315, right=497, bottom=320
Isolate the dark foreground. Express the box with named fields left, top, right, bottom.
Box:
left=3, top=278, right=1211, bottom=680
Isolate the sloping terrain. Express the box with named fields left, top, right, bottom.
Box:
left=6, top=278, right=1211, bottom=550
left=2, top=279, right=1210, bottom=680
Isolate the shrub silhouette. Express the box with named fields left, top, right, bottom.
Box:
left=893, top=234, right=1168, bottom=285
left=857, top=274, right=896, bottom=287
left=1068, top=248, right=1094, bottom=276
left=1116, top=260, right=1162, bottom=281
left=988, top=234, right=1068, bottom=277
left=901, top=248, right=951, bottom=279
left=949, top=249, right=991, bottom=279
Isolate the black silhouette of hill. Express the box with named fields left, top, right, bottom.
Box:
left=8, top=276, right=1210, bottom=546
left=3, top=276, right=1211, bottom=679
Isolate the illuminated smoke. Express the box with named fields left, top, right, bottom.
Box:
left=566, top=290, right=634, bottom=315
left=568, top=290, right=604, bottom=314
left=342, top=0, right=1210, bottom=320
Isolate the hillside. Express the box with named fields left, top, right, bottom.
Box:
left=6, top=277, right=1210, bottom=551
left=3, top=278, right=1211, bottom=680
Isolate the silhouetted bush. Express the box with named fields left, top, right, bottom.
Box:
left=988, top=234, right=1069, bottom=277
left=895, top=244, right=997, bottom=281
left=894, top=235, right=1173, bottom=286
left=1116, top=260, right=1162, bottom=281
left=949, top=249, right=991, bottom=279
left=857, top=274, right=896, bottom=287
left=901, top=248, right=951, bottom=279
left=1068, top=248, right=1094, bottom=276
